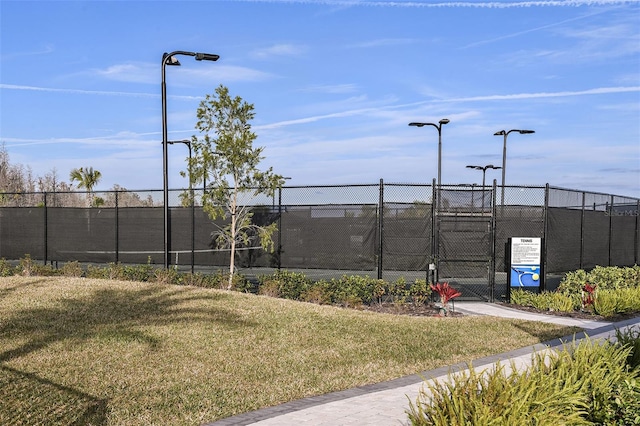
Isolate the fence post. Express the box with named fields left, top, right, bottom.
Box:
left=115, top=189, right=119, bottom=264
left=580, top=191, right=585, bottom=269
left=489, top=179, right=497, bottom=302
left=608, top=195, right=614, bottom=266
left=432, top=178, right=438, bottom=284
left=542, top=184, right=549, bottom=292
left=43, top=191, right=48, bottom=265
left=633, top=200, right=640, bottom=265
left=377, top=179, right=384, bottom=280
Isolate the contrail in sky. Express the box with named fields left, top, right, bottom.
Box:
left=223, top=0, right=640, bottom=8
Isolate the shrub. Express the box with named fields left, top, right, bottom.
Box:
left=153, top=267, right=181, bottom=285
left=408, top=279, right=431, bottom=307
left=594, top=290, right=622, bottom=317
left=407, top=337, right=640, bottom=425
left=0, top=258, right=16, bottom=276
left=59, top=261, right=84, bottom=277
left=615, top=326, right=640, bottom=369
left=258, top=279, right=280, bottom=298
left=258, top=270, right=312, bottom=300
left=511, top=290, right=580, bottom=313
left=18, top=255, right=56, bottom=277
left=331, top=275, right=385, bottom=306
left=387, top=277, right=409, bottom=304
left=558, top=265, right=640, bottom=294
left=300, top=280, right=333, bottom=305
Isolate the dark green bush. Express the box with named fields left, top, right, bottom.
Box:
left=59, top=261, right=84, bottom=277
left=258, top=270, right=312, bottom=300
left=0, top=258, right=17, bottom=277
left=558, top=265, right=640, bottom=294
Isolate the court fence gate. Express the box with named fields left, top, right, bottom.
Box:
left=1, top=181, right=638, bottom=302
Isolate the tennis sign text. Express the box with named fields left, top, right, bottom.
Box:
left=509, top=237, right=542, bottom=289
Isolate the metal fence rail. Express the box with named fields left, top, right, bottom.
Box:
left=1, top=182, right=638, bottom=301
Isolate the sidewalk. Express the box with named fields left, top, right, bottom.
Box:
left=205, top=303, right=640, bottom=426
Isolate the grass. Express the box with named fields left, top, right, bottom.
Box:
left=0, top=276, right=582, bottom=426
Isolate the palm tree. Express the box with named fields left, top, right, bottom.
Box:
left=69, top=167, right=102, bottom=207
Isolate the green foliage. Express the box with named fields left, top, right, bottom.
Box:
left=153, top=267, right=181, bottom=286
left=558, top=265, right=640, bottom=294
left=615, top=326, right=640, bottom=370
left=18, top=255, right=56, bottom=277
left=300, top=280, right=333, bottom=305
left=330, top=275, right=386, bottom=307
left=0, top=258, right=17, bottom=277
left=59, top=261, right=83, bottom=277
left=388, top=277, right=409, bottom=304
left=190, top=84, right=283, bottom=289
left=407, top=279, right=431, bottom=307
left=593, top=288, right=640, bottom=317
left=511, top=289, right=580, bottom=313
left=258, top=270, right=312, bottom=300
left=408, top=337, right=640, bottom=425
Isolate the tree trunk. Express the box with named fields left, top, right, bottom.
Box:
left=227, top=189, right=238, bottom=290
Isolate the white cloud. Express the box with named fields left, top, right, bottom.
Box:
left=250, top=44, right=307, bottom=59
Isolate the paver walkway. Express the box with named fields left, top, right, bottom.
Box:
left=205, top=303, right=640, bottom=426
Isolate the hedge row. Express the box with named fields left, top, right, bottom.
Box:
left=511, top=265, right=640, bottom=318
left=408, top=328, right=640, bottom=425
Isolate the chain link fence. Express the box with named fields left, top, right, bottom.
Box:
left=1, top=183, right=638, bottom=300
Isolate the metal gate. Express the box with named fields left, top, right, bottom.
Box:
left=435, top=187, right=496, bottom=301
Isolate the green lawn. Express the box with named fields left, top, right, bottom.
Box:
left=0, top=276, right=581, bottom=425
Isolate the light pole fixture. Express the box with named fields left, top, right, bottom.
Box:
left=277, top=177, right=292, bottom=270
left=168, top=139, right=195, bottom=274
left=409, top=118, right=450, bottom=193
left=466, top=164, right=501, bottom=210
left=162, top=50, right=219, bottom=269
left=409, top=118, right=449, bottom=285
left=493, top=129, right=535, bottom=207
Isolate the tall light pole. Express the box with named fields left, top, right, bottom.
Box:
left=466, top=164, right=501, bottom=211
left=409, top=118, right=450, bottom=198
left=168, top=139, right=194, bottom=274
left=162, top=50, right=219, bottom=269
left=409, top=118, right=450, bottom=285
left=493, top=129, right=534, bottom=207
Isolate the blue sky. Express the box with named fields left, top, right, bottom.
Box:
left=1, top=0, right=639, bottom=198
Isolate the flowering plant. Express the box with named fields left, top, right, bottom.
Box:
left=582, top=283, right=597, bottom=310
left=430, top=282, right=462, bottom=316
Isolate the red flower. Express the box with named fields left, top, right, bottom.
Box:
left=430, top=282, right=462, bottom=305
left=582, top=283, right=597, bottom=307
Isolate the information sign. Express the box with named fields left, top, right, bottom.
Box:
left=509, top=237, right=542, bottom=289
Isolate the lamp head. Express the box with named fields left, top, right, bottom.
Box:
left=494, top=130, right=506, bottom=136
left=439, top=118, right=450, bottom=125
left=518, top=129, right=535, bottom=134
left=195, top=53, right=220, bottom=62
left=408, top=122, right=425, bottom=127
left=163, top=53, right=181, bottom=66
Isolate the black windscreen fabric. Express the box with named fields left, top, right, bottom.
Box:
left=47, top=208, right=116, bottom=263
left=118, top=208, right=163, bottom=264
left=582, top=210, right=610, bottom=269
left=0, top=208, right=44, bottom=259
left=610, top=215, right=636, bottom=266
left=1, top=187, right=637, bottom=278
left=546, top=208, right=582, bottom=273
left=279, top=205, right=377, bottom=270
left=382, top=215, right=431, bottom=271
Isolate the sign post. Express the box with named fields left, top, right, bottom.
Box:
left=508, top=237, right=543, bottom=300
